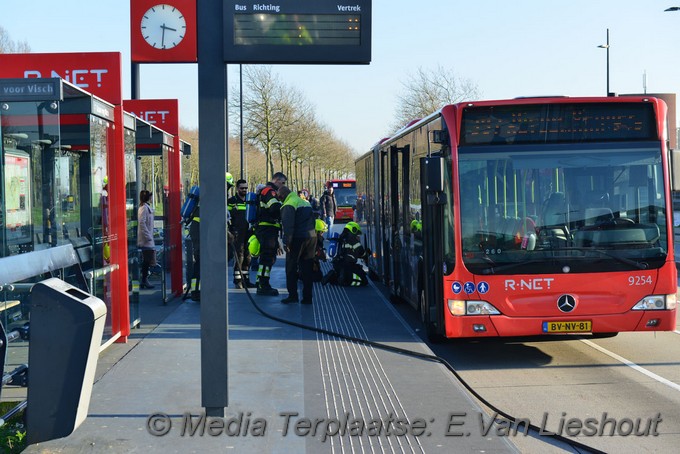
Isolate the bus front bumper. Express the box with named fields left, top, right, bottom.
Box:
left=444, top=310, right=677, bottom=338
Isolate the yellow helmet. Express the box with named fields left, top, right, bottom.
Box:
left=248, top=235, right=260, bottom=256
left=345, top=221, right=361, bottom=235
left=315, top=219, right=328, bottom=233
left=225, top=172, right=234, bottom=188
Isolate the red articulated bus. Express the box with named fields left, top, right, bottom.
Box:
left=356, top=96, right=677, bottom=341
left=327, top=179, right=357, bottom=222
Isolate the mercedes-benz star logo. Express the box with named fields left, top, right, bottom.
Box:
left=557, top=294, right=576, bottom=313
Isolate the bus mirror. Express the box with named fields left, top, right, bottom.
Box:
left=421, top=156, right=444, bottom=192
left=430, top=130, right=447, bottom=144
left=671, top=149, right=680, bottom=191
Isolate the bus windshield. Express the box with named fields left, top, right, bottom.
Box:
left=458, top=142, right=669, bottom=274
left=334, top=187, right=358, bottom=207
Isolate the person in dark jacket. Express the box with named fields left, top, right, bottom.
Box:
left=277, top=185, right=317, bottom=304
left=254, top=172, right=287, bottom=296
left=309, top=194, right=322, bottom=219
left=319, top=186, right=337, bottom=228
left=228, top=179, right=255, bottom=288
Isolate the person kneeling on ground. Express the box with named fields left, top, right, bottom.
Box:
left=321, top=221, right=369, bottom=287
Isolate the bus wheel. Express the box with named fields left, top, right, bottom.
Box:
left=419, top=289, right=427, bottom=323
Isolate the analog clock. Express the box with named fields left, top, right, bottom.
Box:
left=140, top=4, right=186, bottom=50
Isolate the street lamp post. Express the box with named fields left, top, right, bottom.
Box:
left=293, top=158, right=298, bottom=187
left=239, top=64, right=245, bottom=180
left=297, top=158, right=303, bottom=189
left=597, top=28, right=610, bottom=96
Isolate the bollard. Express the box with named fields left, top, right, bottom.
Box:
left=26, top=278, right=106, bottom=445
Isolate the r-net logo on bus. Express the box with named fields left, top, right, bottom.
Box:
left=504, top=278, right=555, bottom=291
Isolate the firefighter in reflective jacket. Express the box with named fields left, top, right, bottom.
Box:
left=228, top=178, right=255, bottom=288
left=188, top=205, right=201, bottom=300
left=278, top=185, right=317, bottom=304
left=321, top=221, right=369, bottom=287
left=310, top=219, right=328, bottom=282
left=254, top=172, right=287, bottom=295
left=187, top=173, right=234, bottom=301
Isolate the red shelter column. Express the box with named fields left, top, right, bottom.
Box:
left=111, top=105, right=131, bottom=340
left=168, top=134, right=182, bottom=296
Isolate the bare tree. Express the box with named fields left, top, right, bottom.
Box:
left=0, top=26, right=15, bottom=53
left=305, top=125, right=356, bottom=188
left=230, top=65, right=356, bottom=189
left=295, top=120, right=326, bottom=194
left=392, top=65, right=481, bottom=130
left=237, top=65, right=300, bottom=181
left=271, top=86, right=314, bottom=184
left=0, top=25, right=31, bottom=53
left=180, top=127, right=268, bottom=191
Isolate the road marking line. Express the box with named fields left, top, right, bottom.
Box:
left=581, top=339, right=680, bottom=392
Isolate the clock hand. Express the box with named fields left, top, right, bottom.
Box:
left=160, top=24, right=177, bottom=32
left=161, top=23, right=166, bottom=47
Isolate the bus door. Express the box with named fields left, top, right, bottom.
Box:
left=393, top=144, right=411, bottom=300
left=419, top=156, right=446, bottom=339
left=380, top=148, right=391, bottom=285
left=388, top=145, right=402, bottom=295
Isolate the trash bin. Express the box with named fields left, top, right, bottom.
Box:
left=26, top=277, right=107, bottom=445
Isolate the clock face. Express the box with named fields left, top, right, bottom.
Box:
left=140, top=4, right=186, bottom=50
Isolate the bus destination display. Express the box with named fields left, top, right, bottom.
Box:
left=461, top=102, right=656, bottom=146
left=234, top=13, right=360, bottom=46
left=224, top=1, right=371, bottom=64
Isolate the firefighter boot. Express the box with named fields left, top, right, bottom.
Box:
left=141, top=279, right=155, bottom=289
left=256, top=278, right=279, bottom=296
left=233, top=269, right=243, bottom=289
left=243, top=272, right=257, bottom=288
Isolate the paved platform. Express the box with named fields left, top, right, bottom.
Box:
left=22, top=260, right=524, bottom=453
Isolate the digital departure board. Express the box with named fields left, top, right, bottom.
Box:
left=234, top=13, right=361, bottom=46
left=460, top=102, right=657, bottom=146
left=224, top=1, right=371, bottom=64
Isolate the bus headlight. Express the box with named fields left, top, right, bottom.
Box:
left=447, top=300, right=501, bottom=316
left=632, top=294, right=676, bottom=310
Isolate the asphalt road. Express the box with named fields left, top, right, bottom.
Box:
left=387, top=283, right=680, bottom=454
left=328, top=220, right=680, bottom=453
